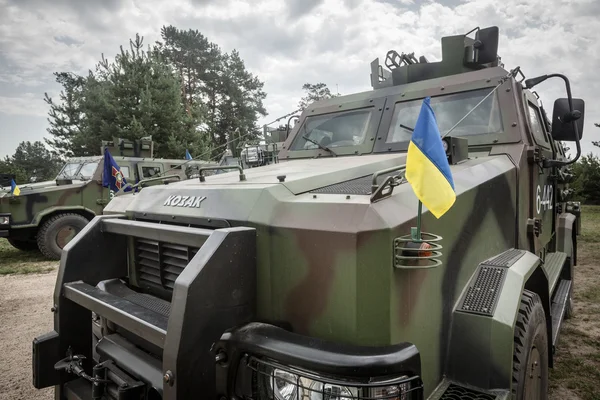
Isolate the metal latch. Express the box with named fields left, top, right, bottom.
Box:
left=527, top=218, right=542, bottom=237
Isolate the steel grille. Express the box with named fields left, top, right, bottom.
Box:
left=247, top=357, right=422, bottom=400
left=458, top=266, right=506, bottom=316
left=310, top=171, right=400, bottom=195
left=484, top=249, right=524, bottom=267
left=439, top=383, right=496, bottom=400
left=134, top=238, right=199, bottom=290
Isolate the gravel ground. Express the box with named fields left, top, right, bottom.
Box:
left=0, top=270, right=56, bottom=400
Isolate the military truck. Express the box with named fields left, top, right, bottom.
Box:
left=32, top=26, right=584, bottom=400
left=0, top=137, right=218, bottom=260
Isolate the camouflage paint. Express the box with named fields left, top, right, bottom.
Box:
left=53, top=34, right=580, bottom=398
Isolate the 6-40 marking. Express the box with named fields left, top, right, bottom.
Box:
left=536, top=184, right=553, bottom=214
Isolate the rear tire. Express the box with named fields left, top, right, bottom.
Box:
left=37, top=213, right=89, bottom=260
left=7, top=237, right=39, bottom=252
left=512, top=290, right=548, bottom=400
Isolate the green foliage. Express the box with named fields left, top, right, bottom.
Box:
left=297, top=82, right=339, bottom=111
left=156, top=26, right=267, bottom=158
left=0, top=141, right=62, bottom=184
left=571, top=153, right=600, bottom=205
left=44, top=72, right=86, bottom=158
left=45, top=33, right=215, bottom=160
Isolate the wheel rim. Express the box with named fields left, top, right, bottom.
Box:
left=524, top=346, right=542, bottom=399
left=55, top=226, right=78, bottom=249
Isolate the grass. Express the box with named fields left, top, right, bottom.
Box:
left=0, top=238, right=57, bottom=275
left=548, top=204, right=600, bottom=400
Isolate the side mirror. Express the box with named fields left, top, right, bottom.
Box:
left=473, top=26, right=499, bottom=64
left=551, top=98, right=585, bottom=141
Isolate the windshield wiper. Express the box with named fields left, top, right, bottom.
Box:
left=302, top=135, right=337, bottom=157
left=399, top=124, right=414, bottom=132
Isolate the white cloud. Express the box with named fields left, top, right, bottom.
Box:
left=0, top=93, right=48, bottom=117
left=0, top=0, right=598, bottom=157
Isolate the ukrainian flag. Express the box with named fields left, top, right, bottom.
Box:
left=405, top=97, right=456, bottom=219
left=10, top=179, right=20, bottom=196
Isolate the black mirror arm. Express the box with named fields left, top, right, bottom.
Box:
left=536, top=74, right=581, bottom=168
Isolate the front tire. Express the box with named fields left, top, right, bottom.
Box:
left=512, top=290, right=549, bottom=400
left=37, top=213, right=89, bottom=260
left=7, top=237, right=39, bottom=252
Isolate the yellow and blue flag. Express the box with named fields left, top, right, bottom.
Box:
left=405, top=97, right=456, bottom=219
left=10, top=179, right=20, bottom=196
left=185, top=149, right=192, bottom=160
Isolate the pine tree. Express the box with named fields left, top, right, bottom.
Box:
left=156, top=26, right=267, bottom=158
left=1, top=141, right=62, bottom=183
left=46, top=33, right=211, bottom=159
left=44, top=72, right=86, bottom=157
left=298, top=82, right=339, bottom=111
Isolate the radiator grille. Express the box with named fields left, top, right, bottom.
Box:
left=134, top=238, right=199, bottom=290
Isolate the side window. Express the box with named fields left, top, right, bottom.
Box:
left=527, top=103, right=550, bottom=149
left=141, top=165, right=162, bottom=178
left=119, top=166, right=131, bottom=179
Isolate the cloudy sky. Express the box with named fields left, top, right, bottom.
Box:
left=0, top=0, right=598, bottom=158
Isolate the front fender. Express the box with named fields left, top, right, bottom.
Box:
left=445, top=249, right=544, bottom=391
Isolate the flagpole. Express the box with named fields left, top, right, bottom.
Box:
left=411, top=200, right=423, bottom=242
left=416, top=200, right=422, bottom=241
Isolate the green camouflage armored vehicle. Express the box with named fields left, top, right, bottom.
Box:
left=0, top=137, right=217, bottom=260
left=33, top=26, right=585, bottom=400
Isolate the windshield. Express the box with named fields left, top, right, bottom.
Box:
left=386, top=88, right=503, bottom=143
left=56, top=161, right=98, bottom=179
left=78, top=162, right=98, bottom=179
left=58, top=163, right=81, bottom=178
left=289, top=109, right=372, bottom=151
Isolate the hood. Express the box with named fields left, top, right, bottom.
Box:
left=0, top=179, right=88, bottom=198
left=107, top=153, right=513, bottom=231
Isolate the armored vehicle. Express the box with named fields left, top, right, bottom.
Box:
left=33, top=26, right=584, bottom=400
left=0, top=137, right=217, bottom=260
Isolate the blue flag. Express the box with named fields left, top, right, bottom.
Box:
left=405, top=97, right=456, bottom=219
left=185, top=149, right=192, bottom=160
left=102, top=148, right=130, bottom=193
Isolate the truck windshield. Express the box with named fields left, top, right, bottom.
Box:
left=57, top=163, right=81, bottom=178
left=78, top=162, right=98, bottom=179
left=386, top=88, right=503, bottom=143
left=289, top=109, right=372, bottom=151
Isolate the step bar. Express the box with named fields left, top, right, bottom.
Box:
left=550, top=278, right=572, bottom=350
left=64, top=281, right=168, bottom=348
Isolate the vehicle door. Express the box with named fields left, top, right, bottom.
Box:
left=525, top=92, right=556, bottom=257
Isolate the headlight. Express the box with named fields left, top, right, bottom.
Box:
left=0, top=216, right=9, bottom=225
left=308, top=381, right=357, bottom=399
left=261, top=363, right=414, bottom=400
left=267, top=368, right=305, bottom=400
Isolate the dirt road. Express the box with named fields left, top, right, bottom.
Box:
left=0, top=271, right=56, bottom=400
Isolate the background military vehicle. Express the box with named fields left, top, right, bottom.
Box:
left=32, top=26, right=584, bottom=400
left=0, top=137, right=218, bottom=260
